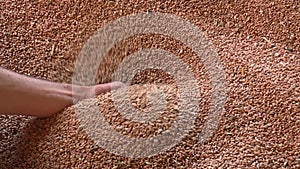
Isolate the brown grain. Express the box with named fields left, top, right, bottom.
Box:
left=1, top=0, right=299, bottom=168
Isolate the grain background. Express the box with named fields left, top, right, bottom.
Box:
left=0, top=0, right=299, bottom=168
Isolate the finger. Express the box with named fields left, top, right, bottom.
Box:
left=94, top=81, right=125, bottom=95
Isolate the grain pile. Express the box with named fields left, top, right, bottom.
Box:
left=1, top=0, right=299, bottom=168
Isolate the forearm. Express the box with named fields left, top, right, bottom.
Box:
left=0, top=68, right=74, bottom=116
left=0, top=68, right=123, bottom=117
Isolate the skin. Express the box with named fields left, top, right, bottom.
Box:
left=0, top=67, right=123, bottom=117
